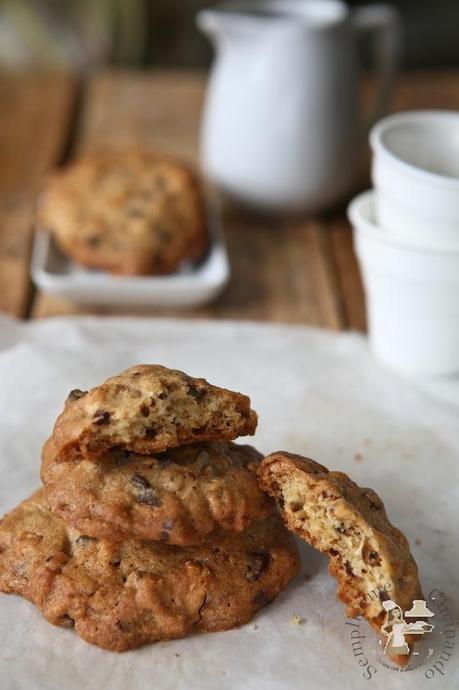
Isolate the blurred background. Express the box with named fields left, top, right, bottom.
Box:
left=0, top=0, right=458, bottom=71
left=1, top=0, right=459, bottom=356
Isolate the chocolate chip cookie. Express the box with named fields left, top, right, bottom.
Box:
left=50, top=365, right=258, bottom=461
left=42, top=439, right=273, bottom=544
left=38, top=150, right=208, bottom=275
left=257, top=452, right=423, bottom=635
left=0, top=490, right=299, bottom=651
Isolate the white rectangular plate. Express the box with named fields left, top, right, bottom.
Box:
left=31, top=203, right=229, bottom=308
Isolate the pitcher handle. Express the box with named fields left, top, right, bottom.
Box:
left=352, top=4, right=401, bottom=133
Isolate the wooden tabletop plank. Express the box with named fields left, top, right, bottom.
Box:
left=328, top=218, right=366, bottom=332
left=31, top=70, right=342, bottom=328
left=75, top=70, right=205, bottom=163
left=30, top=69, right=459, bottom=326
left=32, top=210, right=344, bottom=329
left=0, top=72, right=76, bottom=317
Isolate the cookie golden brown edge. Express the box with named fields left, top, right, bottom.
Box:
left=257, top=451, right=423, bottom=666
left=49, top=364, right=258, bottom=461
left=41, top=440, right=273, bottom=545
left=38, top=150, right=208, bottom=276
left=0, top=489, right=299, bottom=651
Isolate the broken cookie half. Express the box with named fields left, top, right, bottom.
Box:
left=257, top=451, right=423, bottom=665
left=50, top=364, right=258, bottom=461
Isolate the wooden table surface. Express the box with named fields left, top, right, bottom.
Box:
left=1, top=69, right=458, bottom=328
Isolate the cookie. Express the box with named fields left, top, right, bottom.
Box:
left=41, top=440, right=273, bottom=544
left=0, top=490, right=299, bottom=651
left=257, top=452, right=423, bottom=636
left=50, top=364, right=258, bottom=461
left=38, top=150, right=208, bottom=275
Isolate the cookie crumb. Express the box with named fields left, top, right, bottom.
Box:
left=415, top=539, right=421, bottom=546
left=251, top=623, right=258, bottom=630
left=289, top=615, right=304, bottom=626
left=354, top=452, right=363, bottom=462
left=174, top=653, right=180, bottom=657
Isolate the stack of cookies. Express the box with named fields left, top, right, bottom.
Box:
left=38, top=151, right=209, bottom=275
left=0, top=365, right=299, bottom=651
left=0, top=364, right=423, bottom=663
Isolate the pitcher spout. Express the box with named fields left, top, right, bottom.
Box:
left=196, top=7, right=256, bottom=42
left=196, top=10, right=224, bottom=37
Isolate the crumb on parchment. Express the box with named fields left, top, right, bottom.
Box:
left=289, top=615, right=305, bottom=626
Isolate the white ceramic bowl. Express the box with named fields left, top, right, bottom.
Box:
left=370, top=110, right=459, bottom=249
left=348, top=190, right=459, bottom=375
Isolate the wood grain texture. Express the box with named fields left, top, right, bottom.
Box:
left=74, top=70, right=205, bottom=163
left=28, top=69, right=459, bottom=327
left=0, top=72, right=76, bottom=317
left=31, top=70, right=342, bottom=328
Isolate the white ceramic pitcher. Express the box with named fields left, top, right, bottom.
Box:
left=197, top=0, right=400, bottom=212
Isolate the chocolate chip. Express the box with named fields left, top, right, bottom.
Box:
left=67, top=389, right=87, bottom=402
left=158, top=392, right=167, bottom=400
left=145, top=426, right=157, bottom=438
left=111, top=559, right=121, bottom=567
left=252, top=590, right=271, bottom=607
left=186, top=383, right=206, bottom=401
left=76, top=535, right=96, bottom=545
left=344, top=561, right=354, bottom=577
left=336, top=524, right=348, bottom=535
left=131, top=475, right=151, bottom=490
left=86, top=235, right=101, bottom=247
left=140, top=404, right=150, bottom=417
left=130, top=475, right=162, bottom=506
left=159, top=519, right=174, bottom=541
left=138, top=492, right=161, bottom=506
left=127, top=207, right=144, bottom=219
left=157, top=228, right=171, bottom=245
left=362, top=542, right=382, bottom=566
left=244, top=551, right=271, bottom=583
left=92, top=409, right=111, bottom=425
left=60, top=614, right=75, bottom=628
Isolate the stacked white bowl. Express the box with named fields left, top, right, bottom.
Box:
left=348, top=111, right=459, bottom=376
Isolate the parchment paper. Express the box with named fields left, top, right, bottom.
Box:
left=0, top=314, right=457, bottom=690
